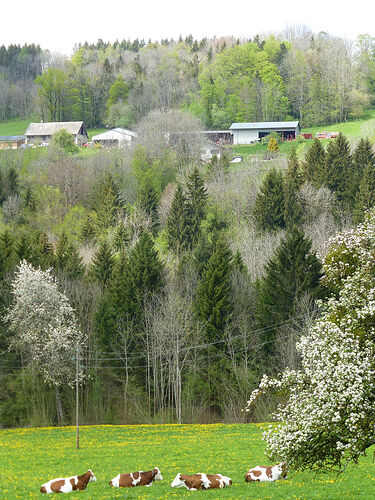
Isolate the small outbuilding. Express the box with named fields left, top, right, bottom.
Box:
left=92, top=128, right=137, bottom=147
left=229, top=121, right=300, bottom=144
left=25, top=121, right=88, bottom=145
left=0, top=135, right=25, bottom=149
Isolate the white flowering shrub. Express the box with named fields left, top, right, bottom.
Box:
left=246, top=210, right=375, bottom=472
left=6, top=261, right=86, bottom=387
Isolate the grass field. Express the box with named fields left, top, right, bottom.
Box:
left=0, top=424, right=374, bottom=499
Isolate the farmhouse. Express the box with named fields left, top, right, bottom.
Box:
left=229, top=121, right=300, bottom=144
left=92, top=127, right=137, bottom=147
left=25, top=121, right=88, bottom=145
left=0, top=135, right=25, bottom=150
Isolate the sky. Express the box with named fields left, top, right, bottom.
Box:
left=4, top=0, right=375, bottom=55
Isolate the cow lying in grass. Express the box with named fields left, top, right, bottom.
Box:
left=109, top=467, right=163, bottom=487
left=40, top=470, right=97, bottom=493
left=245, top=463, right=287, bottom=482
left=171, top=473, right=232, bottom=490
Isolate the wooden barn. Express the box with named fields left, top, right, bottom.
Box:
left=25, top=121, right=88, bottom=145
left=229, top=121, right=300, bottom=144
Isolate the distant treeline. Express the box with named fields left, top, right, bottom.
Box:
left=1, top=29, right=375, bottom=128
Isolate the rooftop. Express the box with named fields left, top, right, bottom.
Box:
left=229, top=121, right=299, bottom=130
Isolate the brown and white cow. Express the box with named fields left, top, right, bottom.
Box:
left=109, top=467, right=163, bottom=488
left=171, top=473, right=232, bottom=490
left=245, top=462, right=287, bottom=482
left=40, top=469, right=97, bottom=494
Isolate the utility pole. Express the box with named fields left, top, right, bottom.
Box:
left=76, top=342, right=79, bottom=449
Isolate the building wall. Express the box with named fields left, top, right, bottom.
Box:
left=232, top=129, right=259, bottom=144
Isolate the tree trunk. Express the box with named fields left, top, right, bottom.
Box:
left=55, top=385, right=64, bottom=425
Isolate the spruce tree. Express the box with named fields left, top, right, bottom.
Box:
left=302, top=138, right=326, bottom=187
left=194, top=236, right=233, bottom=342
left=353, top=162, right=375, bottom=223
left=351, top=137, right=375, bottom=207
left=80, top=214, right=97, bottom=245
left=92, top=172, right=121, bottom=231
left=166, top=185, right=191, bottom=255
left=113, top=221, right=131, bottom=251
left=136, top=176, right=159, bottom=231
left=284, top=148, right=303, bottom=227
left=0, top=171, right=5, bottom=205
left=6, top=167, right=19, bottom=197
left=185, top=166, right=208, bottom=246
left=55, top=232, right=84, bottom=279
left=324, top=133, right=352, bottom=205
left=0, top=230, right=14, bottom=279
left=37, top=233, right=55, bottom=269
left=121, top=231, right=164, bottom=326
left=255, top=226, right=323, bottom=354
left=91, top=240, right=115, bottom=289
left=253, top=167, right=285, bottom=231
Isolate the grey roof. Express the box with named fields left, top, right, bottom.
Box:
left=229, top=121, right=299, bottom=130
left=25, top=122, right=85, bottom=136
left=0, top=135, right=25, bottom=142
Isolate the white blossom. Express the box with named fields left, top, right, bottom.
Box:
left=246, top=209, right=375, bottom=471
left=6, top=261, right=86, bottom=387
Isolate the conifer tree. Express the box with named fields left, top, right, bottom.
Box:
left=119, top=231, right=164, bottom=328
left=353, top=162, right=375, bottom=223
left=91, top=240, right=115, bottom=289
left=92, top=172, right=121, bottom=231
left=284, top=148, right=303, bottom=227
left=166, top=185, right=191, bottom=255
left=0, top=230, right=14, bottom=279
left=14, top=233, right=34, bottom=264
left=6, top=167, right=19, bottom=197
left=267, top=137, right=279, bottom=155
left=80, top=214, right=97, bottom=245
left=185, top=166, right=208, bottom=246
left=253, top=167, right=285, bottom=231
left=194, top=236, right=233, bottom=341
left=37, top=233, right=55, bottom=269
left=113, top=221, right=131, bottom=251
left=55, top=232, right=84, bottom=279
left=351, top=137, right=375, bottom=206
left=302, top=138, right=326, bottom=187
left=0, top=171, right=5, bottom=205
left=324, top=133, right=352, bottom=205
left=136, top=176, right=159, bottom=231
left=255, top=226, right=323, bottom=354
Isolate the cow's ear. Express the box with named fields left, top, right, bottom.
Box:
left=152, top=469, right=157, bottom=476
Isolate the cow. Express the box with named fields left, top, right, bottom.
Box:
left=109, top=467, right=163, bottom=488
left=40, top=469, right=97, bottom=494
left=171, top=473, right=232, bottom=490
left=245, top=462, right=287, bottom=482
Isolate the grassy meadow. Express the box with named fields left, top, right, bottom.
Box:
left=0, top=424, right=374, bottom=499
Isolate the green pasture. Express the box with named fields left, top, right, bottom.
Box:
left=0, top=424, right=374, bottom=499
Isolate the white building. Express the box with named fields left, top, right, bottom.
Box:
left=229, top=121, right=300, bottom=145
left=92, top=128, right=137, bottom=147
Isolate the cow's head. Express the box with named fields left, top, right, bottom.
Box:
left=88, top=470, right=97, bottom=483
left=279, top=462, right=288, bottom=478
left=153, top=467, right=163, bottom=481
left=171, top=473, right=184, bottom=488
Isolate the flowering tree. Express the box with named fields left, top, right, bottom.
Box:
left=246, top=210, right=375, bottom=472
left=6, top=261, right=86, bottom=423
